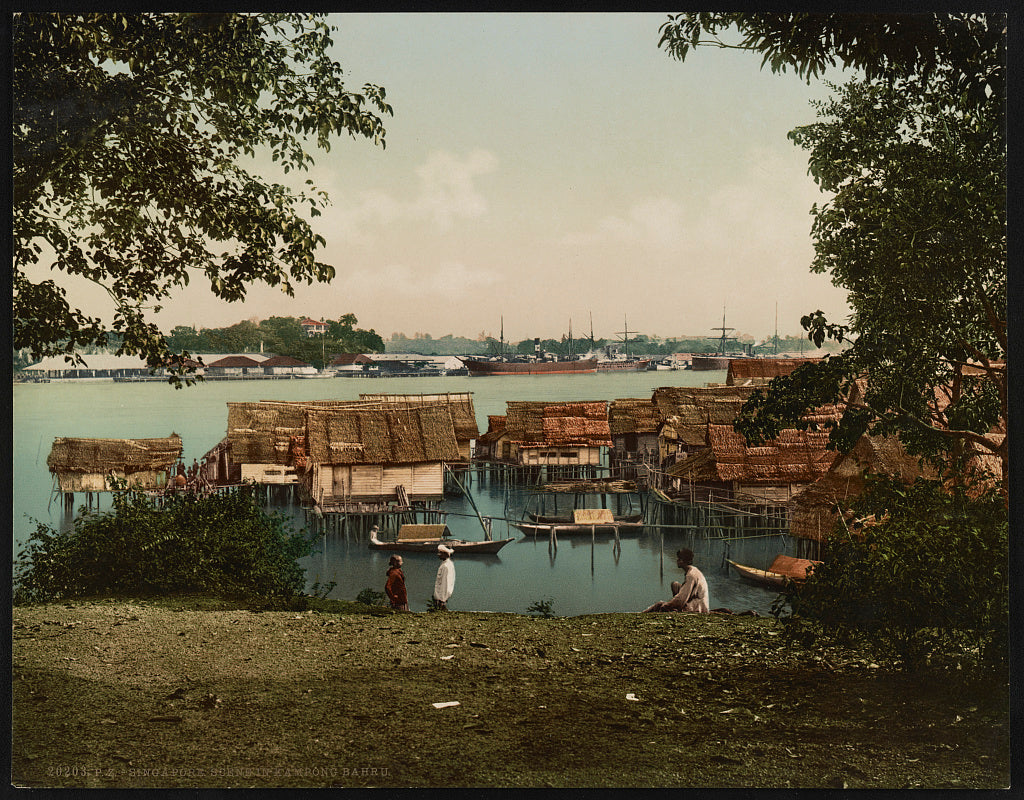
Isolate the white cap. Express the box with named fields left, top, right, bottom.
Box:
left=438, top=544, right=454, bottom=555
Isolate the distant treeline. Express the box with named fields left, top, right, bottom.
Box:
left=165, top=315, right=384, bottom=369
left=13, top=323, right=833, bottom=371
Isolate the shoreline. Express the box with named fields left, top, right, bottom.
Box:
left=12, top=596, right=1010, bottom=789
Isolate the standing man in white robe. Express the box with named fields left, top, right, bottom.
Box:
left=433, top=544, right=456, bottom=610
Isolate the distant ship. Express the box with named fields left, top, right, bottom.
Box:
left=596, top=316, right=649, bottom=371
left=691, top=309, right=748, bottom=371
left=461, top=322, right=597, bottom=376
left=459, top=356, right=598, bottom=376
left=596, top=356, right=650, bottom=372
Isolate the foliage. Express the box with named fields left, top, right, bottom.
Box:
left=13, top=486, right=317, bottom=605
left=657, top=12, right=1005, bottom=107
left=527, top=598, right=556, bottom=618
left=356, top=588, right=388, bottom=608
left=774, top=475, right=1008, bottom=670
left=13, top=13, right=392, bottom=385
left=734, top=68, right=1006, bottom=481
left=162, top=314, right=384, bottom=368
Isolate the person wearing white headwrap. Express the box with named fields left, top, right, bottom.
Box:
left=433, top=544, right=456, bottom=610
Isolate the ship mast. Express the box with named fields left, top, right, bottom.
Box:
left=616, top=316, right=638, bottom=359
left=708, top=305, right=737, bottom=357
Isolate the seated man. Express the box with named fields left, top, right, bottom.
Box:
left=642, top=547, right=710, bottom=613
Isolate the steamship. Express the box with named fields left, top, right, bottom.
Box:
left=459, top=336, right=597, bottom=376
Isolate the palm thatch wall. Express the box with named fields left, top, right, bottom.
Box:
left=47, top=434, right=183, bottom=492
left=653, top=385, right=757, bottom=456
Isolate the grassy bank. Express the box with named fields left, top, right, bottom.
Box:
left=11, top=596, right=1009, bottom=789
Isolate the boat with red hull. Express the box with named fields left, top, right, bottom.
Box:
left=459, top=357, right=597, bottom=376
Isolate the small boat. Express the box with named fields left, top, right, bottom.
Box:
left=368, top=524, right=513, bottom=554
left=512, top=508, right=644, bottom=536
left=726, top=555, right=821, bottom=589
left=528, top=512, right=643, bottom=525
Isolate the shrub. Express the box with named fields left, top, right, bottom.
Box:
left=527, top=598, right=556, bottom=618
left=775, top=475, right=1008, bottom=670
left=14, top=486, right=316, bottom=605
left=356, top=588, right=388, bottom=607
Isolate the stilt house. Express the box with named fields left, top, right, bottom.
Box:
left=498, top=401, right=611, bottom=467
left=788, top=434, right=933, bottom=544
left=608, top=398, right=661, bottom=472
left=666, top=404, right=842, bottom=505
left=473, top=415, right=508, bottom=461
left=223, top=401, right=319, bottom=485
left=302, top=405, right=460, bottom=506
left=47, top=434, right=183, bottom=492
left=652, top=386, right=757, bottom=467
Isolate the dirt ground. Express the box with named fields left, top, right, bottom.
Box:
left=11, top=597, right=1010, bottom=789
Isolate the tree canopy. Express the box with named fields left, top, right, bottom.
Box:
left=13, top=13, right=392, bottom=383
left=658, top=12, right=1005, bottom=108
left=163, top=314, right=384, bottom=368
left=659, top=13, right=1007, bottom=483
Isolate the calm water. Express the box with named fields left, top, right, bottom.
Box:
left=12, top=370, right=797, bottom=615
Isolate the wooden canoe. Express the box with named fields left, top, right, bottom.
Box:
left=368, top=525, right=512, bottom=554
left=726, top=555, right=821, bottom=589
left=513, top=509, right=644, bottom=536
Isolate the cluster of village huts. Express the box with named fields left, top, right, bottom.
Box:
left=45, top=357, right=1003, bottom=549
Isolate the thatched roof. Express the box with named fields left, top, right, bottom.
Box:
left=227, top=401, right=316, bottom=464
left=47, top=434, right=182, bottom=474
left=358, top=392, right=480, bottom=441
left=609, top=398, right=660, bottom=436
left=668, top=422, right=839, bottom=484
left=505, top=401, right=611, bottom=447
left=788, top=434, right=933, bottom=541
left=477, top=415, right=508, bottom=446
left=653, top=385, right=757, bottom=446
left=305, top=405, right=460, bottom=465
left=727, top=357, right=820, bottom=385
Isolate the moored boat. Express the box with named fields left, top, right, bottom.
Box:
left=512, top=508, right=644, bottom=536
left=459, top=356, right=597, bottom=376
left=368, top=524, right=513, bottom=554
left=596, top=358, right=650, bottom=372
left=726, top=555, right=821, bottom=589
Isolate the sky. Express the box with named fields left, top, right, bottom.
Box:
left=41, top=12, right=854, bottom=346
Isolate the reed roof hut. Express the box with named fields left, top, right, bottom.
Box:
left=652, top=385, right=757, bottom=458
left=302, top=405, right=460, bottom=504
left=47, top=434, right=183, bottom=492
left=505, top=401, right=611, bottom=447
left=226, top=401, right=315, bottom=466
left=500, top=401, right=611, bottom=467
left=726, top=357, right=820, bottom=386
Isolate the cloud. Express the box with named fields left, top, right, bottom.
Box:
left=326, top=149, right=498, bottom=241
